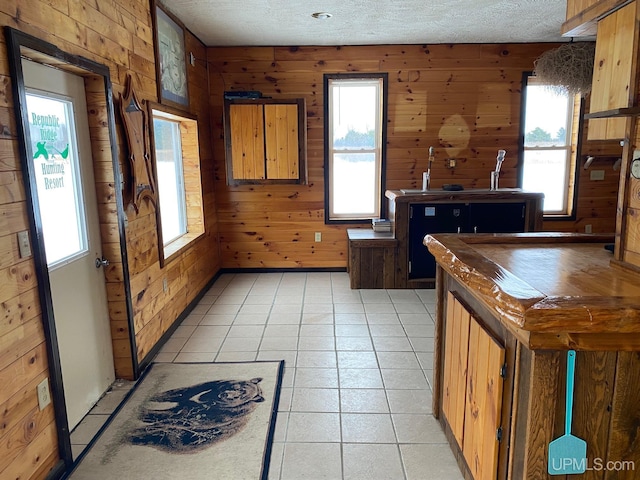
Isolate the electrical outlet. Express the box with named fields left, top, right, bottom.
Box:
left=18, top=230, right=32, bottom=258
left=37, top=378, right=51, bottom=410
left=585, top=224, right=592, bottom=234
left=314, top=232, right=322, bottom=242
left=163, top=278, right=168, bottom=292
left=590, top=169, right=605, bottom=181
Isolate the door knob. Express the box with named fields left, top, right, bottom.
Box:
left=95, top=257, right=110, bottom=268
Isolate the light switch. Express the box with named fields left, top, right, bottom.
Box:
left=18, top=230, right=32, bottom=258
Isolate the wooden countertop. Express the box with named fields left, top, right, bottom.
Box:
left=425, top=232, right=640, bottom=350
left=386, top=188, right=545, bottom=203
left=347, top=228, right=397, bottom=245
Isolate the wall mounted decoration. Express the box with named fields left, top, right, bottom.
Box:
left=533, top=42, right=595, bottom=95
left=119, top=74, right=157, bottom=213
left=152, top=0, right=189, bottom=109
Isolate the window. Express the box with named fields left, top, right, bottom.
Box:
left=520, top=75, right=580, bottom=217
left=149, top=104, right=204, bottom=264
left=324, top=74, right=387, bottom=222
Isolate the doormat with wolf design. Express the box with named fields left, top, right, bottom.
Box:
left=69, top=361, right=284, bottom=480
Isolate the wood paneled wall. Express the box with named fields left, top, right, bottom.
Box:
left=0, top=1, right=221, bottom=478
left=207, top=43, right=620, bottom=269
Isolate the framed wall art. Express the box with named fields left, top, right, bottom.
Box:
left=152, top=1, right=189, bottom=109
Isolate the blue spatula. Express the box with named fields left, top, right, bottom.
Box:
left=548, top=350, right=587, bottom=475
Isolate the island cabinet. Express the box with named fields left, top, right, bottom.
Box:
left=387, top=189, right=543, bottom=288
left=426, top=232, right=640, bottom=480
left=346, top=229, right=398, bottom=289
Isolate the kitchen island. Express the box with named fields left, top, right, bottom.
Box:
left=424, top=232, right=640, bottom=480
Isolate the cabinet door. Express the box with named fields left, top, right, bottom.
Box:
left=468, top=202, right=526, bottom=233
left=442, top=292, right=471, bottom=446
left=409, top=203, right=467, bottom=279
left=265, top=104, right=300, bottom=179
left=229, top=103, right=266, bottom=180
left=588, top=2, right=637, bottom=140
left=463, top=317, right=505, bottom=480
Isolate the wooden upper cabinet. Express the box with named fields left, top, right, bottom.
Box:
left=224, top=98, right=307, bottom=185
left=586, top=1, right=639, bottom=140
left=562, top=0, right=632, bottom=36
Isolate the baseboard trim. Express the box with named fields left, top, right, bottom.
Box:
left=46, top=459, right=67, bottom=480
left=220, top=267, right=347, bottom=273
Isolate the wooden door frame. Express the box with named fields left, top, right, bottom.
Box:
left=4, top=27, right=137, bottom=476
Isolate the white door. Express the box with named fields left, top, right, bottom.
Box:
left=22, top=60, right=115, bottom=430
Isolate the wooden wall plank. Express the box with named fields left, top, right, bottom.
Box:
left=0, top=1, right=221, bottom=478
left=210, top=42, right=619, bottom=268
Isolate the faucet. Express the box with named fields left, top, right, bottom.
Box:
left=491, top=149, right=506, bottom=190
left=422, top=146, right=434, bottom=191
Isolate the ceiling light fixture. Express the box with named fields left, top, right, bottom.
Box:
left=312, top=12, right=333, bottom=19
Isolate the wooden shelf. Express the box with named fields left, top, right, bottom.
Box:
left=584, top=106, right=640, bottom=119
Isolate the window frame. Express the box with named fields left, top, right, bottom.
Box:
left=148, top=102, right=205, bottom=266
left=518, top=72, right=582, bottom=220
left=323, top=73, right=388, bottom=224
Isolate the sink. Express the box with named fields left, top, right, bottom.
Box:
left=400, top=188, right=429, bottom=194
left=399, top=187, right=523, bottom=194
left=462, top=188, right=522, bottom=193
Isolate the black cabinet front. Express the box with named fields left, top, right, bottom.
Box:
left=408, top=202, right=526, bottom=279
left=468, top=202, right=526, bottom=233
left=409, top=204, right=467, bottom=279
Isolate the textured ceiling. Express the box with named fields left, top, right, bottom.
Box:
left=161, top=0, right=570, bottom=47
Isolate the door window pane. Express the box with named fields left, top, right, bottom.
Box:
left=26, top=92, right=88, bottom=267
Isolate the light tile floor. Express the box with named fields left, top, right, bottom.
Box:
left=71, top=272, right=464, bottom=480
